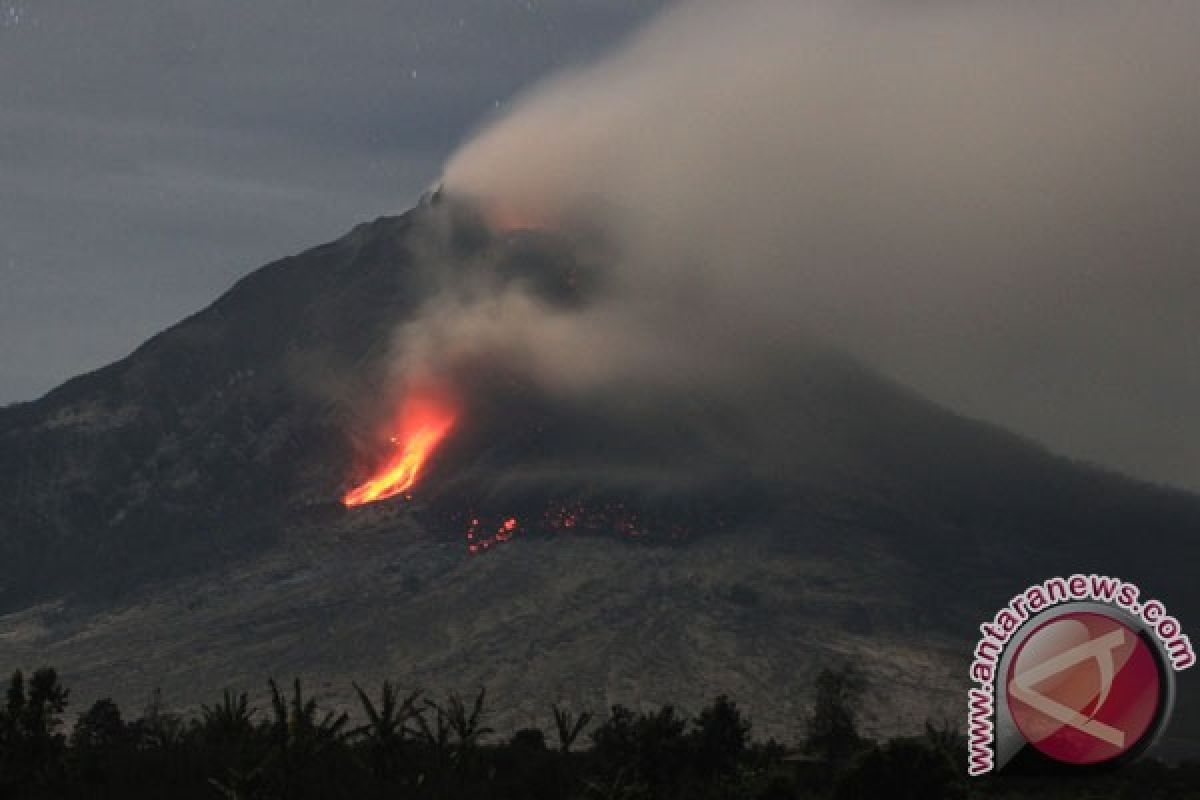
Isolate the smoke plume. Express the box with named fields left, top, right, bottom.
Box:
left=417, top=0, right=1200, bottom=488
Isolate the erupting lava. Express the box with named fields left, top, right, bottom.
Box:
left=342, top=390, right=457, bottom=508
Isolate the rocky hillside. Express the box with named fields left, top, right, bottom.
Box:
left=1, top=197, right=1197, bottom=748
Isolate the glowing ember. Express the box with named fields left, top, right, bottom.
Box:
left=480, top=198, right=549, bottom=233
left=464, top=515, right=522, bottom=553
left=342, top=392, right=457, bottom=508
left=456, top=500, right=680, bottom=555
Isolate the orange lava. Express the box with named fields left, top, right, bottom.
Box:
left=342, top=392, right=457, bottom=508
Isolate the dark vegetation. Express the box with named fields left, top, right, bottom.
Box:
left=2, top=666, right=1197, bottom=799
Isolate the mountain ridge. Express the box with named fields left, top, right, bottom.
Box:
left=2, top=200, right=1197, bottom=747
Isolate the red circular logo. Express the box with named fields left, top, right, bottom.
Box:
left=1006, top=611, right=1162, bottom=765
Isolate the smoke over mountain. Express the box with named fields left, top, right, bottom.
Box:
left=419, top=0, right=1200, bottom=488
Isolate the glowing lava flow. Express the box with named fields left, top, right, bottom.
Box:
left=342, top=394, right=457, bottom=508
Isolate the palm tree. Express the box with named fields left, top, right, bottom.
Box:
left=415, top=698, right=451, bottom=754
left=442, top=687, right=494, bottom=753
left=266, top=678, right=349, bottom=751
left=263, top=678, right=350, bottom=795
left=200, top=689, right=256, bottom=743
left=352, top=681, right=421, bottom=779
left=207, top=766, right=264, bottom=800
left=551, top=703, right=593, bottom=754
left=420, top=687, right=492, bottom=772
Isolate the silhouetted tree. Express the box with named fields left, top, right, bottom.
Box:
left=805, top=666, right=865, bottom=767
left=551, top=702, right=593, bottom=754
left=71, top=697, right=128, bottom=750
left=431, top=687, right=493, bottom=775
left=198, top=689, right=262, bottom=799
left=922, top=718, right=967, bottom=767
left=510, top=727, right=546, bottom=751
left=591, top=704, right=689, bottom=796
left=14, top=667, right=69, bottom=739
left=7, top=663, right=1200, bottom=800
left=833, top=736, right=965, bottom=800
left=69, top=697, right=131, bottom=792
left=200, top=689, right=256, bottom=744
left=262, top=678, right=350, bottom=798
left=352, top=680, right=420, bottom=781
left=690, top=694, right=751, bottom=780
left=590, top=705, right=639, bottom=773
left=136, top=687, right=186, bottom=750
left=415, top=696, right=452, bottom=753
left=0, top=667, right=70, bottom=791
left=267, top=678, right=349, bottom=753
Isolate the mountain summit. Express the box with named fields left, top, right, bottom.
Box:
left=2, top=199, right=1197, bottom=745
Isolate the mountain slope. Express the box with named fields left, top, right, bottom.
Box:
left=1, top=199, right=1197, bottom=746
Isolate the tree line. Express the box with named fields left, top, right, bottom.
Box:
left=0, top=664, right=1195, bottom=798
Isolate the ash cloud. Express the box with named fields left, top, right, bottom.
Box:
left=421, top=0, right=1200, bottom=489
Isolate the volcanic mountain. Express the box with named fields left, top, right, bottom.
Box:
left=1, top=196, right=1198, bottom=748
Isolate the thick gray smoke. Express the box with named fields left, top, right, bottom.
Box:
left=424, top=0, right=1200, bottom=489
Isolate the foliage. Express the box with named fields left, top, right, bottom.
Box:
left=804, top=665, right=865, bottom=767
left=0, top=667, right=70, bottom=791
left=553, top=702, right=594, bottom=754
left=0, top=665, right=1196, bottom=799
left=833, top=736, right=966, bottom=800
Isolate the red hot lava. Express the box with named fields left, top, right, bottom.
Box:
left=342, top=389, right=458, bottom=508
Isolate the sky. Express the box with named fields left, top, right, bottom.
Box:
left=0, top=0, right=664, bottom=402
left=2, top=0, right=1198, bottom=493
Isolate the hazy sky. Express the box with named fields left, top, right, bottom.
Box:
left=0, top=0, right=663, bottom=402
left=3, top=0, right=1198, bottom=493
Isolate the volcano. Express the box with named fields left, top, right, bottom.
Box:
left=1, top=196, right=1198, bottom=749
